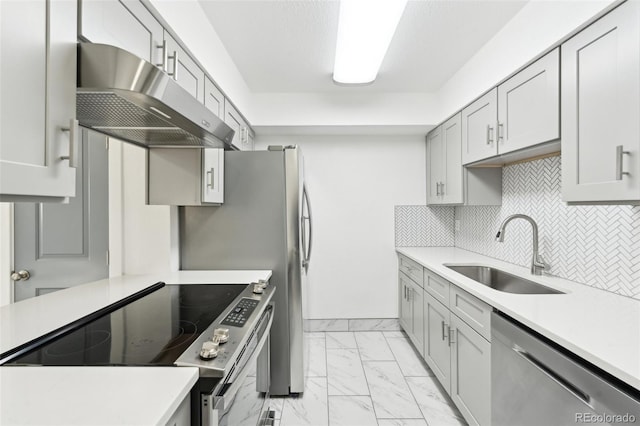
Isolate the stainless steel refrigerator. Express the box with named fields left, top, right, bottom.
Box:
left=179, top=146, right=312, bottom=395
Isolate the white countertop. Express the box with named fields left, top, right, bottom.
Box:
left=1, top=270, right=272, bottom=356
left=397, top=247, right=640, bottom=391
left=0, top=367, right=198, bottom=425
left=0, top=270, right=271, bottom=425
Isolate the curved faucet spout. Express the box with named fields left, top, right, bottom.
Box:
left=495, top=214, right=547, bottom=275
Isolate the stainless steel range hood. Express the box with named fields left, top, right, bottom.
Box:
left=77, top=43, right=235, bottom=149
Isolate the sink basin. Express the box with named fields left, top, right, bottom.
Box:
left=444, top=264, right=564, bottom=295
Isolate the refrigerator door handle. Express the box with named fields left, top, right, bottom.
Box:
left=302, top=184, right=313, bottom=273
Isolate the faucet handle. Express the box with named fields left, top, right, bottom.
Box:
left=534, top=254, right=548, bottom=274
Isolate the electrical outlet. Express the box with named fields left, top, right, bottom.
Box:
left=455, top=219, right=460, bottom=232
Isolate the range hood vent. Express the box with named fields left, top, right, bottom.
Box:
left=77, top=43, right=235, bottom=149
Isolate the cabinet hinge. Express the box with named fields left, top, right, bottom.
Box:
left=106, top=250, right=110, bottom=265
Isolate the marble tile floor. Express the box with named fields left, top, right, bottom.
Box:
left=271, top=331, right=466, bottom=426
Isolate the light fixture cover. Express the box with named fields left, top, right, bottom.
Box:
left=333, top=0, right=408, bottom=85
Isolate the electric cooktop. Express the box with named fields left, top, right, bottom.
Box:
left=3, top=284, right=246, bottom=366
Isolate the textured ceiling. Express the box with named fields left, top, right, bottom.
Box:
left=199, top=0, right=528, bottom=93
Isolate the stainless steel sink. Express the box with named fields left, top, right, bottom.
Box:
left=444, top=264, right=564, bottom=294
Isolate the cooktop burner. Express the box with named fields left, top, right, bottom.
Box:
left=5, top=284, right=246, bottom=366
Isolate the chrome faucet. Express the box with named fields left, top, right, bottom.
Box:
left=495, top=214, right=547, bottom=275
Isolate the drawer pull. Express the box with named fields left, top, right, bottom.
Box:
left=616, top=145, right=630, bottom=180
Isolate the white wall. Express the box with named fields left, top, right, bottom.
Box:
left=256, top=134, right=425, bottom=319
left=437, top=0, right=616, bottom=121
left=108, top=140, right=176, bottom=276
left=251, top=92, right=441, bottom=127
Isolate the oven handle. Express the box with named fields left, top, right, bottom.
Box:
left=214, top=306, right=273, bottom=415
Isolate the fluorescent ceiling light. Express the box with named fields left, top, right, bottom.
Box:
left=333, top=0, right=408, bottom=85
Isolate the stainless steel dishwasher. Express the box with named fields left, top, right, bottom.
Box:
left=492, top=312, right=640, bottom=426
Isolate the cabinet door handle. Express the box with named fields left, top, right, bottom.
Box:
left=448, top=327, right=456, bottom=346
left=168, top=50, right=179, bottom=81
left=60, top=119, right=79, bottom=168
left=616, top=145, right=630, bottom=180
left=486, top=125, right=494, bottom=145
left=206, top=167, right=215, bottom=189
left=440, top=182, right=445, bottom=195
left=441, top=320, right=447, bottom=341
left=498, top=122, right=504, bottom=142
left=156, top=40, right=168, bottom=71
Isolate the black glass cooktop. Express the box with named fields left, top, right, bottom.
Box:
left=5, top=284, right=246, bottom=366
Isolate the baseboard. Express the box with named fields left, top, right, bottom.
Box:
left=304, top=318, right=400, bottom=332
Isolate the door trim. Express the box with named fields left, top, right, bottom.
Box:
left=0, top=203, right=14, bottom=305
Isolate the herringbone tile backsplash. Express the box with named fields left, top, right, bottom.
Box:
left=456, top=155, right=640, bottom=299
left=395, top=155, right=640, bottom=299
left=395, top=205, right=454, bottom=247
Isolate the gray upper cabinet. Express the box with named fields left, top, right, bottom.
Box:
left=247, top=128, right=256, bottom=151
left=461, top=89, right=498, bottom=165
left=497, top=48, right=559, bottom=155
left=148, top=148, right=224, bottom=205
left=460, top=47, right=560, bottom=166
left=79, top=0, right=164, bottom=65
left=428, top=114, right=502, bottom=206
left=0, top=0, right=77, bottom=201
left=426, top=126, right=444, bottom=205
left=427, top=114, right=464, bottom=205
left=561, top=1, right=640, bottom=204
left=164, top=31, right=205, bottom=102
left=225, top=99, right=252, bottom=151
left=204, top=77, right=225, bottom=118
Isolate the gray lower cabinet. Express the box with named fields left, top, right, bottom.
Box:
left=424, top=292, right=451, bottom=393
left=399, top=272, right=413, bottom=332
left=400, top=261, right=492, bottom=426
left=450, top=313, right=491, bottom=426
left=165, top=393, right=190, bottom=426
left=398, top=271, right=425, bottom=356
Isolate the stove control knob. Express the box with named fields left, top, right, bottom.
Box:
left=213, top=328, right=229, bottom=344
left=253, top=283, right=264, bottom=294
left=199, top=340, right=219, bottom=360
left=258, top=279, right=268, bottom=288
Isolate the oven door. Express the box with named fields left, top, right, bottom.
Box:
left=201, top=305, right=275, bottom=426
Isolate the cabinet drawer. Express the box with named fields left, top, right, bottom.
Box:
left=398, top=255, right=424, bottom=287
left=450, top=285, right=492, bottom=341
left=424, top=269, right=450, bottom=306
